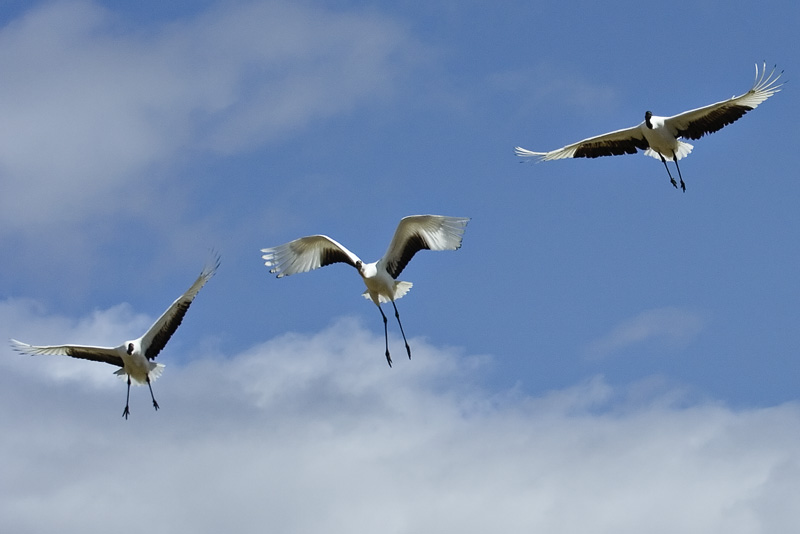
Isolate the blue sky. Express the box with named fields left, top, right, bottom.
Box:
left=1, top=1, right=798, bottom=532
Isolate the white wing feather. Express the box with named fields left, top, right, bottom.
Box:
left=515, top=124, right=647, bottom=161
left=261, top=235, right=361, bottom=277
left=664, top=62, right=783, bottom=139
left=381, top=215, right=469, bottom=279
left=9, top=338, right=124, bottom=366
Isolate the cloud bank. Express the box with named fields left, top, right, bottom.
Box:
left=1, top=299, right=798, bottom=533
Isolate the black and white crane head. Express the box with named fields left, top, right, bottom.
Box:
left=10, top=253, right=220, bottom=419
left=261, top=215, right=469, bottom=367
left=515, top=62, right=784, bottom=191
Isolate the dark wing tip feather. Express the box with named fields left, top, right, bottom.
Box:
left=320, top=246, right=358, bottom=269
left=143, top=256, right=218, bottom=360
left=68, top=347, right=125, bottom=367
left=386, top=232, right=429, bottom=279
left=574, top=137, right=647, bottom=158
left=207, top=251, right=222, bottom=277
left=145, top=301, right=191, bottom=359
left=678, top=105, right=751, bottom=140
left=675, top=63, right=782, bottom=141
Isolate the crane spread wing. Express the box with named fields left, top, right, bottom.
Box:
left=382, top=215, right=469, bottom=279
left=515, top=124, right=648, bottom=161
left=140, top=253, right=220, bottom=360
left=261, top=235, right=361, bottom=278
left=665, top=62, right=783, bottom=140
left=10, top=339, right=124, bottom=367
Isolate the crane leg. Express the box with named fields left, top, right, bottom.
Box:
left=672, top=151, right=686, bottom=192
left=392, top=301, right=412, bottom=360
left=659, top=154, right=678, bottom=189
left=122, top=375, right=132, bottom=419
left=146, top=375, right=160, bottom=411
left=378, top=306, right=392, bottom=367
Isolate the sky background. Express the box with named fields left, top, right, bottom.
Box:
left=1, top=1, right=798, bottom=532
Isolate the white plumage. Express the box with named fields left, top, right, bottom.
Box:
left=515, top=63, right=783, bottom=191
left=261, top=215, right=469, bottom=367
left=10, top=253, right=220, bottom=419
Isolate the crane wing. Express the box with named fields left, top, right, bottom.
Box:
left=382, top=215, right=469, bottom=279
left=10, top=339, right=124, bottom=367
left=140, top=253, right=220, bottom=360
left=262, top=235, right=361, bottom=278
left=515, top=123, right=648, bottom=161
left=665, top=62, right=783, bottom=140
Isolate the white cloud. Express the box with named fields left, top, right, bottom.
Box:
left=585, top=306, right=706, bottom=359
left=0, top=1, right=415, bottom=231
left=492, top=62, right=619, bottom=115
left=1, top=299, right=798, bottom=533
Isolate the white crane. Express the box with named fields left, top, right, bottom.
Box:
left=10, top=253, right=220, bottom=419
left=515, top=63, right=783, bottom=191
left=261, top=215, right=469, bottom=367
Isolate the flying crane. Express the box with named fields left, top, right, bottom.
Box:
left=515, top=63, right=783, bottom=191
left=261, top=215, right=469, bottom=367
left=10, top=254, right=220, bottom=419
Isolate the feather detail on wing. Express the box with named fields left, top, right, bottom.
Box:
left=261, top=235, right=361, bottom=278
left=515, top=124, right=648, bottom=161
left=141, top=252, right=220, bottom=360
left=9, top=339, right=124, bottom=367
left=666, top=62, right=783, bottom=140
left=382, top=215, right=469, bottom=279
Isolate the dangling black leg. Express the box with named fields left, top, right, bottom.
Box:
left=391, top=301, right=412, bottom=360
left=660, top=154, right=678, bottom=189
left=122, top=375, right=132, bottom=419
left=378, top=305, right=392, bottom=367
left=672, top=151, right=686, bottom=192
left=146, top=375, right=159, bottom=411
